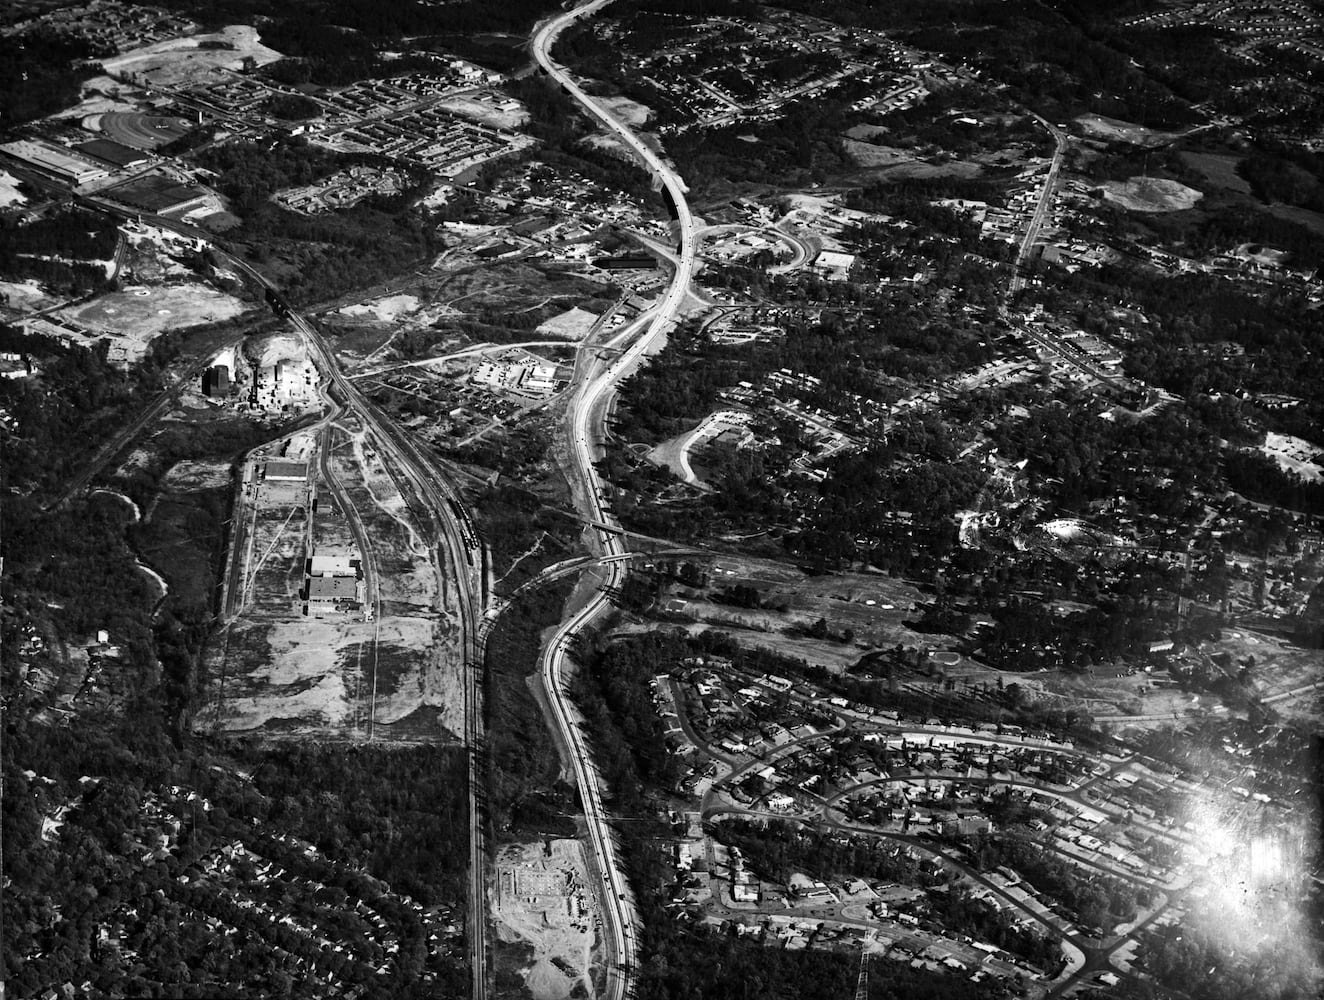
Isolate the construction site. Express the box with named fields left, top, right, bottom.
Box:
left=492, top=839, right=603, bottom=1000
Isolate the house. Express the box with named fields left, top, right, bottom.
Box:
left=732, top=880, right=760, bottom=903
left=943, top=816, right=994, bottom=837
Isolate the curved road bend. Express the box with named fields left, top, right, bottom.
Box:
left=531, top=1, right=699, bottom=997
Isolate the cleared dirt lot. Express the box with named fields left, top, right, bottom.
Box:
left=1100, top=176, right=1202, bottom=212
left=435, top=92, right=529, bottom=130
left=491, top=839, right=601, bottom=1000
left=102, top=25, right=283, bottom=88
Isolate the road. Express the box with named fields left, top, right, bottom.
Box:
left=1008, top=114, right=1068, bottom=298
left=531, top=1, right=699, bottom=995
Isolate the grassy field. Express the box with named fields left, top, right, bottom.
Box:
left=1178, top=151, right=1251, bottom=195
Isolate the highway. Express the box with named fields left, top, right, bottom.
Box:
left=531, top=1, right=699, bottom=996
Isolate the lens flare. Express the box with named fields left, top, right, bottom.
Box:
left=1179, top=792, right=1309, bottom=956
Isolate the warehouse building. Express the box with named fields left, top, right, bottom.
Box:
left=307, top=576, right=358, bottom=602
left=0, top=139, right=109, bottom=186
left=263, top=459, right=308, bottom=482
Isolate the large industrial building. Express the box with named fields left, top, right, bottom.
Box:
left=263, top=460, right=308, bottom=482
left=0, top=139, right=109, bottom=186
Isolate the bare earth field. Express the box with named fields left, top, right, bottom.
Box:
left=0, top=170, right=26, bottom=207
left=492, top=839, right=602, bottom=1000
left=1100, top=176, right=1203, bottom=212
left=535, top=306, right=599, bottom=340
left=101, top=25, right=283, bottom=88
left=161, top=458, right=233, bottom=491
left=337, top=294, right=421, bottom=323
left=435, top=92, right=529, bottom=130
left=63, top=76, right=150, bottom=118
left=596, top=96, right=652, bottom=128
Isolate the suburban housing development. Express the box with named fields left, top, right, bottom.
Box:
left=2, top=2, right=1321, bottom=1000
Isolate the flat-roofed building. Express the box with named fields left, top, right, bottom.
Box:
left=308, top=576, right=357, bottom=602
left=309, top=554, right=355, bottom=577
left=813, top=250, right=856, bottom=280
left=0, top=139, right=109, bottom=185
left=264, top=460, right=307, bottom=482
left=75, top=138, right=151, bottom=170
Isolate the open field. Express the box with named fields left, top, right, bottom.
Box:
left=1100, top=176, right=1203, bottom=212
left=535, top=306, right=599, bottom=340
left=1074, top=113, right=1186, bottom=147
left=328, top=262, right=618, bottom=368
left=644, top=554, right=946, bottom=670
left=492, top=839, right=601, bottom=1000
left=1178, top=151, right=1251, bottom=195
left=842, top=138, right=922, bottom=169
left=1264, top=201, right=1324, bottom=236
left=0, top=278, right=57, bottom=311
left=102, top=24, right=283, bottom=88
left=56, top=283, right=248, bottom=362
